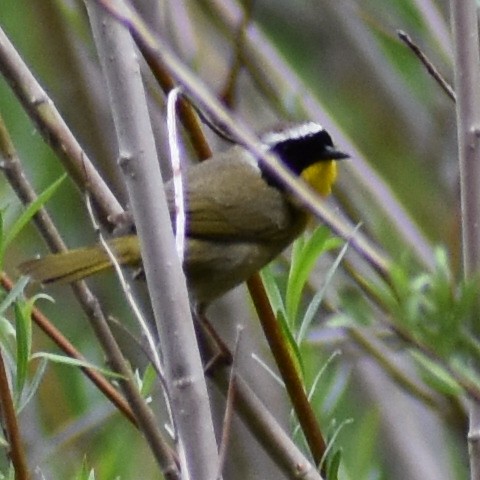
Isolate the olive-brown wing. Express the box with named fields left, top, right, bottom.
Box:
left=165, top=152, right=307, bottom=244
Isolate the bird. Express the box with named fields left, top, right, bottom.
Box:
left=19, top=121, right=348, bottom=307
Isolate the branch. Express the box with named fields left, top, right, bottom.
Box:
left=0, top=26, right=122, bottom=226
left=85, top=3, right=220, bottom=478
left=0, top=349, right=29, bottom=480
left=247, top=275, right=327, bottom=471
left=449, top=1, right=480, bottom=479
left=397, top=30, right=455, bottom=102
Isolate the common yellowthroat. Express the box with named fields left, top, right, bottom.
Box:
left=19, top=122, right=348, bottom=305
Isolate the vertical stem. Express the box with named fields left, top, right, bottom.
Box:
left=450, top=0, right=480, bottom=273
left=449, top=1, right=480, bottom=479
left=247, top=275, right=327, bottom=471
left=0, top=349, right=29, bottom=480
left=86, top=3, right=220, bottom=479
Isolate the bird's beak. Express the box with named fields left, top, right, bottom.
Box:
left=324, top=145, right=350, bottom=160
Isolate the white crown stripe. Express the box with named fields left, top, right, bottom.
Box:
left=261, top=122, right=325, bottom=146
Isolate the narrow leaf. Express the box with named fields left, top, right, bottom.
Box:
left=0, top=276, right=29, bottom=316
left=14, top=301, right=31, bottom=400
left=2, top=174, right=66, bottom=255
left=286, top=226, right=340, bottom=324
left=31, top=352, right=125, bottom=379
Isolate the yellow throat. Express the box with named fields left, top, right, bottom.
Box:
left=301, top=159, right=337, bottom=196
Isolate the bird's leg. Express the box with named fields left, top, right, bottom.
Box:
left=193, top=306, right=233, bottom=374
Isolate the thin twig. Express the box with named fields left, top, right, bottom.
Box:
left=0, top=348, right=30, bottom=480
left=220, top=0, right=255, bottom=106
left=210, top=367, right=324, bottom=480
left=216, top=327, right=243, bottom=480
left=397, top=30, right=456, bottom=102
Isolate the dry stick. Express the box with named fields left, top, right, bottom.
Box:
left=449, top=2, right=480, bottom=480
left=85, top=4, right=219, bottom=479
left=215, top=327, right=243, bottom=480
left=0, top=30, right=179, bottom=479
left=0, top=349, right=29, bottom=480
left=220, top=0, right=255, bottom=106
left=211, top=368, right=324, bottom=480
left=0, top=26, right=123, bottom=225
left=397, top=30, right=456, bottom=102
left=248, top=275, right=327, bottom=469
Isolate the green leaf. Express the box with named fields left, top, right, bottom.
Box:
left=286, top=226, right=341, bottom=324
left=411, top=351, right=462, bottom=396
left=260, top=266, right=286, bottom=318
left=0, top=316, right=16, bottom=345
left=0, top=276, right=29, bottom=316
left=30, top=352, right=125, bottom=379
left=276, top=310, right=304, bottom=380
left=320, top=418, right=353, bottom=475
left=297, top=236, right=350, bottom=343
left=140, top=363, right=157, bottom=398
left=75, top=459, right=96, bottom=480
left=17, top=357, right=48, bottom=413
left=326, top=448, right=342, bottom=480
left=14, top=301, right=32, bottom=401
left=307, top=350, right=341, bottom=402
left=1, top=174, right=66, bottom=256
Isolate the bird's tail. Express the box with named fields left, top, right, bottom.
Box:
left=18, top=235, right=141, bottom=284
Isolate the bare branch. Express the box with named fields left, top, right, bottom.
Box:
left=397, top=30, right=455, bottom=102
left=85, top=3, right=220, bottom=478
